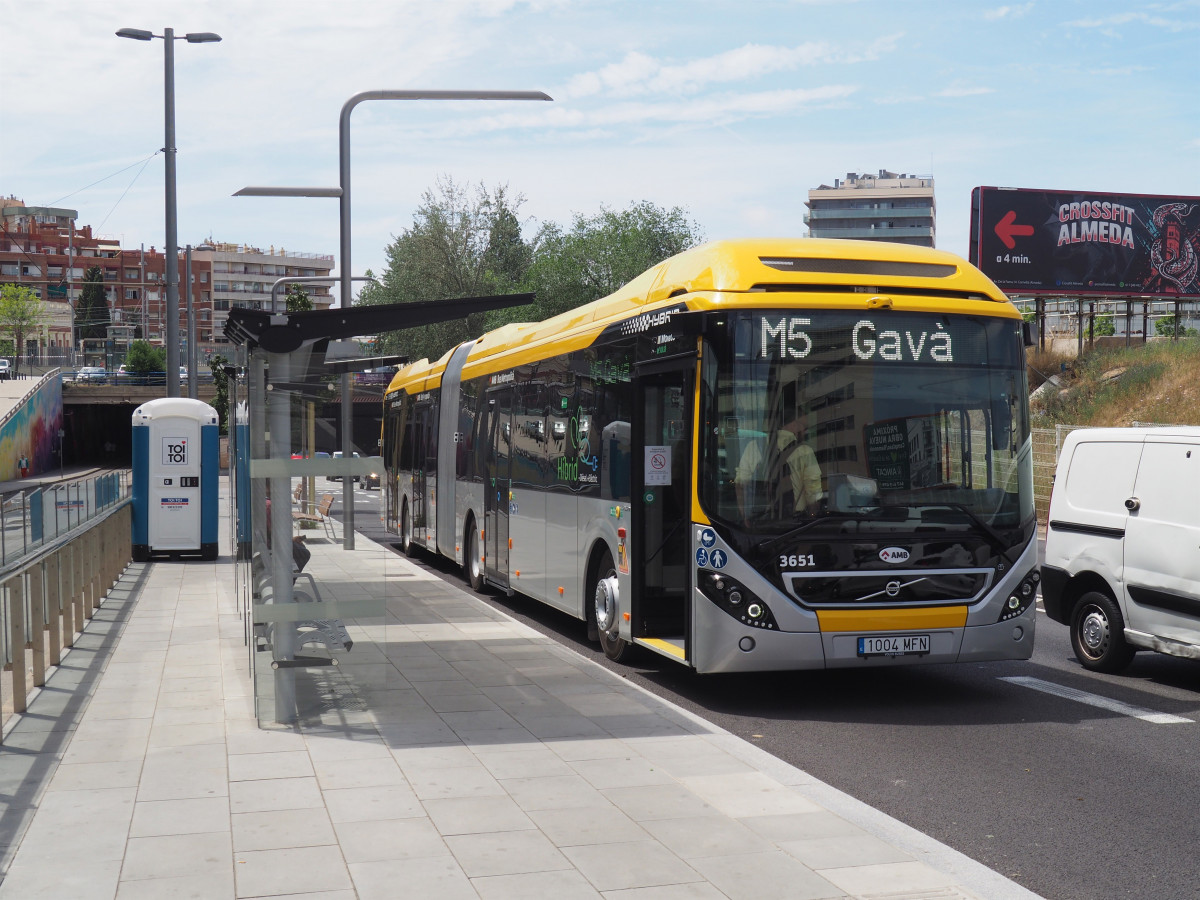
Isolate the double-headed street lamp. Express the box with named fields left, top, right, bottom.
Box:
left=236, top=89, right=551, bottom=549
left=117, top=26, right=221, bottom=398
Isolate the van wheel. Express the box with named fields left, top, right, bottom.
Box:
left=1071, top=591, right=1135, bottom=673
left=400, top=500, right=415, bottom=557
left=465, top=518, right=484, bottom=592
left=591, top=551, right=628, bottom=662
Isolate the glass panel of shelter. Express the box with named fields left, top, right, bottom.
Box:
left=243, top=342, right=388, bottom=728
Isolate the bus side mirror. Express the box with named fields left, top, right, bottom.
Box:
left=1021, top=321, right=1035, bottom=347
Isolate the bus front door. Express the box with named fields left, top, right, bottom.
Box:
left=632, top=366, right=692, bottom=656
left=484, top=389, right=513, bottom=590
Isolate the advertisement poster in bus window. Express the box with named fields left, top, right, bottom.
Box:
left=864, top=421, right=909, bottom=490
left=864, top=417, right=943, bottom=490
left=970, top=187, right=1200, bottom=297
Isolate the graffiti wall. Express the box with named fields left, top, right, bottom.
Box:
left=0, top=377, right=64, bottom=482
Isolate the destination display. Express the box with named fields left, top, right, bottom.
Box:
left=752, top=312, right=1002, bottom=366
left=970, top=186, right=1200, bottom=297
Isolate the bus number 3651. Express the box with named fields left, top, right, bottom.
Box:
left=779, top=554, right=815, bottom=568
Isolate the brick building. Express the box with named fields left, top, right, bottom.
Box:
left=0, top=196, right=334, bottom=364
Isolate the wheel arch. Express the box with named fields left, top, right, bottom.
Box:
left=1062, top=570, right=1121, bottom=620
left=583, top=537, right=616, bottom=640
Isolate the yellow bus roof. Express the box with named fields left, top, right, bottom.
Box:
left=386, top=238, right=1013, bottom=394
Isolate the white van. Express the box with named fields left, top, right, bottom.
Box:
left=1042, top=426, right=1200, bottom=672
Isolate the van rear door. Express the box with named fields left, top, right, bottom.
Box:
left=1123, top=438, right=1200, bottom=646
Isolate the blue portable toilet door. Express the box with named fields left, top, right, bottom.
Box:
left=149, top=415, right=204, bottom=550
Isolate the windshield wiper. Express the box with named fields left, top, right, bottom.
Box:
left=753, top=513, right=848, bottom=554
left=932, top=502, right=1016, bottom=562
left=752, top=503, right=1018, bottom=563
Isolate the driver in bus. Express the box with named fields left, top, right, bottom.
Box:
left=734, top=408, right=822, bottom=521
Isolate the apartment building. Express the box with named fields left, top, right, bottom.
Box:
left=805, top=171, right=936, bottom=247
left=0, top=196, right=334, bottom=360
left=195, top=242, right=335, bottom=341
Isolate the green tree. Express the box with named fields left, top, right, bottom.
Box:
left=1154, top=316, right=1197, bottom=338
left=523, top=201, right=703, bottom=320
left=284, top=283, right=313, bottom=313
left=358, top=177, right=533, bottom=363
left=209, top=354, right=231, bottom=433
left=0, top=283, right=50, bottom=375
left=76, top=265, right=111, bottom=341
left=1094, top=314, right=1116, bottom=337
left=123, top=339, right=166, bottom=376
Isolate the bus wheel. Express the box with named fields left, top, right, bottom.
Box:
left=1071, top=591, right=1135, bottom=673
left=400, top=500, right=415, bottom=557
left=592, top=552, right=627, bottom=662
left=465, top=519, right=484, bottom=592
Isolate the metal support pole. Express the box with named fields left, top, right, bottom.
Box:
left=186, top=245, right=198, bottom=398
left=163, top=28, right=181, bottom=398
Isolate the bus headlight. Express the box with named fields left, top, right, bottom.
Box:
left=998, top=569, right=1040, bottom=622
left=697, top=571, right=779, bottom=630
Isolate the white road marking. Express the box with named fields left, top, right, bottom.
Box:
left=1000, top=675, right=1194, bottom=725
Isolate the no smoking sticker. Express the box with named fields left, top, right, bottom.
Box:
left=644, top=445, right=671, bottom=485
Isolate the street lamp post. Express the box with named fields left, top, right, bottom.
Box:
left=116, top=26, right=221, bottom=398
left=236, top=89, right=550, bottom=549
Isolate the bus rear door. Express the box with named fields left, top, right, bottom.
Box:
left=484, top=388, right=513, bottom=590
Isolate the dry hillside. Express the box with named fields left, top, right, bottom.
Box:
left=1029, top=339, right=1200, bottom=427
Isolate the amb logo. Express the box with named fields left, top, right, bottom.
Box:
left=879, top=547, right=910, bottom=564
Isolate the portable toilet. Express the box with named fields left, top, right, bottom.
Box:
left=131, top=397, right=219, bottom=561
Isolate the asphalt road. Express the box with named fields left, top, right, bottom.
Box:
left=334, top=485, right=1200, bottom=900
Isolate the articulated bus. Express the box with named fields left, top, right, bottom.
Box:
left=381, top=239, right=1037, bottom=673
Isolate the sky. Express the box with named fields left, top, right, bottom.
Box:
left=3, top=0, right=1198, bottom=304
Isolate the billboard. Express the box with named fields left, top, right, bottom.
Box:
left=970, top=187, right=1200, bottom=297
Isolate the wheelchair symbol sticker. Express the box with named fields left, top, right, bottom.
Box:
left=696, top=548, right=709, bottom=567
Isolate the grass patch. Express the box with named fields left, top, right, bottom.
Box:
left=1032, top=339, right=1200, bottom=426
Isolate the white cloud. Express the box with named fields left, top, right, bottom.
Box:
left=936, top=85, right=996, bottom=98
left=559, top=36, right=900, bottom=100
left=984, top=4, right=1034, bottom=21
left=1067, top=11, right=1200, bottom=32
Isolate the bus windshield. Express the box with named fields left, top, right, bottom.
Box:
left=699, top=309, right=1034, bottom=555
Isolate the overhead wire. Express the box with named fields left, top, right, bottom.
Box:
left=48, top=151, right=161, bottom=208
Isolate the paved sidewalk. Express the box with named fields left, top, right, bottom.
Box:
left=0, top=498, right=1042, bottom=899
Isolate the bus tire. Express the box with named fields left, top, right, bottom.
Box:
left=591, top=550, right=628, bottom=662
left=1070, top=590, right=1135, bottom=673
left=400, top=499, right=415, bottom=557
left=465, top=517, right=485, bottom=592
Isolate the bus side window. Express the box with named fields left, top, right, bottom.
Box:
left=459, top=380, right=479, bottom=479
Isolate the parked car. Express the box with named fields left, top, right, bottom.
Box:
left=363, top=469, right=380, bottom=490
left=0, top=359, right=11, bottom=380
left=1042, top=426, right=1200, bottom=672
left=76, top=366, right=108, bottom=383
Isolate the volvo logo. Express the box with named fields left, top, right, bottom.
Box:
left=879, top=547, right=910, bottom=563
left=885, top=581, right=902, bottom=597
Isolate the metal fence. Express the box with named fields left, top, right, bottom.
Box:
left=1032, top=425, right=1085, bottom=522
left=1, top=471, right=130, bottom=569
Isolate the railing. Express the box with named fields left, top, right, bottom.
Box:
left=1, top=471, right=130, bottom=570
left=0, top=488, right=131, bottom=735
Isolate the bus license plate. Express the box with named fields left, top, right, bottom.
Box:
left=857, top=634, right=930, bottom=657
